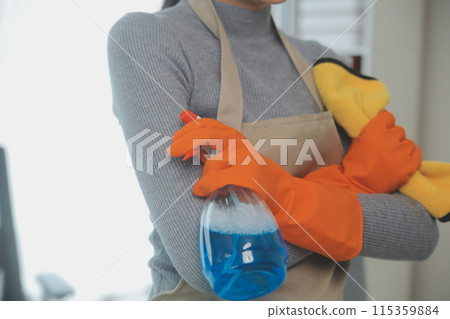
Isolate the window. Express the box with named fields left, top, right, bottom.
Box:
left=272, top=0, right=374, bottom=72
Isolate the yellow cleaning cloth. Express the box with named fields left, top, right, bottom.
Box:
left=313, top=58, right=450, bottom=221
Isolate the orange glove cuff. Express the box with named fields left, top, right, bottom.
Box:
left=271, top=175, right=363, bottom=261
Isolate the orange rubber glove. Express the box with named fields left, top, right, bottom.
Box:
left=310, top=110, right=422, bottom=194
left=314, top=58, right=448, bottom=220
left=169, top=118, right=363, bottom=261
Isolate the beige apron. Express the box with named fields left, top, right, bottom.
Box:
left=152, top=0, right=349, bottom=301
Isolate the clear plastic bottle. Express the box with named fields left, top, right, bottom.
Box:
left=199, top=185, right=288, bottom=300
left=178, top=110, right=288, bottom=300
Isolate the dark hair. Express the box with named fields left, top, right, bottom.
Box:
left=162, top=0, right=180, bottom=9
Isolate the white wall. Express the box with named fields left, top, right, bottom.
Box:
left=368, top=0, right=425, bottom=142
left=366, top=0, right=450, bottom=300
left=412, top=0, right=450, bottom=301
left=0, top=0, right=163, bottom=301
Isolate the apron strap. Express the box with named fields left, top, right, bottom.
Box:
left=189, top=0, right=244, bottom=131
left=276, top=30, right=325, bottom=112
left=189, top=0, right=325, bottom=131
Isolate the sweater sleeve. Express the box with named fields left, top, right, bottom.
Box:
left=359, top=193, right=439, bottom=260
left=107, top=12, right=212, bottom=293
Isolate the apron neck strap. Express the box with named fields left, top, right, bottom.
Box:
left=276, top=30, right=325, bottom=112
left=188, top=0, right=324, bottom=131
left=189, top=0, right=244, bottom=131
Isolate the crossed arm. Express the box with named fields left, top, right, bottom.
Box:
left=107, top=13, right=438, bottom=294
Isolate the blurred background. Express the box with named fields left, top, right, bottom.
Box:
left=0, top=0, right=449, bottom=301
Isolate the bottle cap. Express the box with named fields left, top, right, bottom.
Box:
left=180, top=110, right=198, bottom=124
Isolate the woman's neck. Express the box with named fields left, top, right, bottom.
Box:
left=212, top=0, right=273, bottom=38
left=217, top=0, right=270, bottom=10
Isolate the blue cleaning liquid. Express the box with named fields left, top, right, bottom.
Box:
left=200, top=227, right=288, bottom=300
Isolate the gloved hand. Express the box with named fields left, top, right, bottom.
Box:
left=313, top=57, right=390, bottom=138
left=310, top=110, right=422, bottom=194
left=313, top=57, right=450, bottom=221
left=169, top=117, right=363, bottom=261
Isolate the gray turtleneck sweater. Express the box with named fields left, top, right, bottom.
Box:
left=107, top=0, right=438, bottom=298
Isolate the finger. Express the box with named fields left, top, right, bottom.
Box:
left=389, top=125, right=407, bottom=142
left=378, top=110, right=396, bottom=129
left=410, top=144, right=422, bottom=169
left=201, top=143, right=254, bottom=172
left=194, top=164, right=271, bottom=202
left=173, top=118, right=234, bottom=141
left=201, top=149, right=232, bottom=173
left=199, top=149, right=210, bottom=164
left=170, top=127, right=234, bottom=157
left=401, top=138, right=422, bottom=162
left=394, top=139, right=422, bottom=174
left=169, top=137, right=222, bottom=157
left=193, top=172, right=229, bottom=197
left=364, top=110, right=396, bottom=133
left=172, top=120, right=201, bottom=141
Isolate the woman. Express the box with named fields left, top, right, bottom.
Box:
left=107, top=0, right=438, bottom=300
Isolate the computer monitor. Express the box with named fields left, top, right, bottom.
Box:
left=0, top=147, right=26, bottom=300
